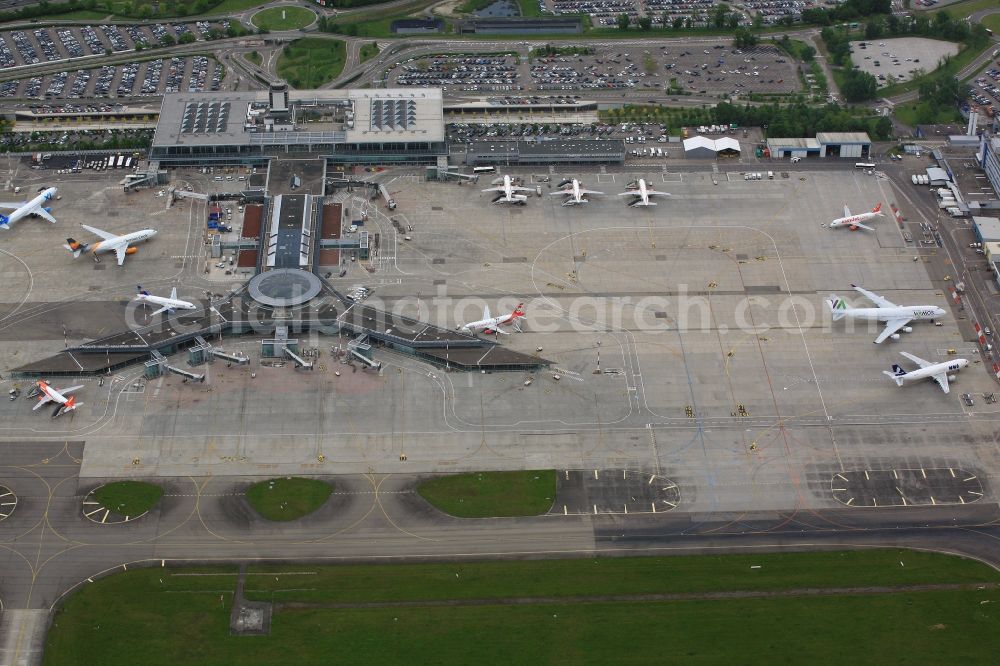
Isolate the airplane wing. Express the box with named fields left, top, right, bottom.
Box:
left=853, top=222, right=875, bottom=232
left=900, top=351, right=933, bottom=369
left=931, top=372, right=951, bottom=393
left=579, top=189, right=604, bottom=195
left=35, top=208, right=56, bottom=224
left=875, top=318, right=913, bottom=344
left=549, top=190, right=573, bottom=196
left=170, top=287, right=178, bottom=300
left=0, top=201, right=27, bottom=209
left=646, top=190, right=671, bottom=197
left=511, top=186, right=534, bottom=193
left=852, top=285, right=896, bottom=308
left=81, top=224, right=117, bottom=241
left=32, top=395, right=53, bottom=410
left=151, top=305, right=170, bottom=315
left=617, top=191, right=640, bottom=196
left=843, top=204, right=852, bottom=218
left=115, top=244, right=128, bottom=266
left=481, top=186, right=503, bottom=193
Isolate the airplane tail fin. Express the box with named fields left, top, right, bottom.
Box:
left=512, top=303, right=525, bottom=318
left=137, top=284, right=149, bottom=296
left=62, top=238, right=87, bottom=258
left=0, top=214, right=8, bottom=229
left=883, top=364, right=907, bottom=386
left=872, top=202, right=883, bottom=214
left=827, top=295, right=848, bottom=321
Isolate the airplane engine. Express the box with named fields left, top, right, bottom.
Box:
left=948, top=374, right=957, bottom=381
left=891, top=333, right=900, bottom=340
left=125, top=247, right=138, bottom=255
left=903, top=326, right=913, bottom=333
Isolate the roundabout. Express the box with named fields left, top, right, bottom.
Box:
left=251, top=5, right=317, bottom=31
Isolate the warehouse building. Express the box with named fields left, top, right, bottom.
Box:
left=466, top=140, right=624, bottom=166
left=973, top=216, right=1000, bottom=244
left=816, top=132, right=872, bottom=158
left=390, top=18, right=444, bottom=34
left=766, top=137, right=821, bottom=159
left=460, top=17, right=583, bottom=34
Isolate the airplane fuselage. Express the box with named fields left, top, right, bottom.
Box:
left=135, top=293, right=196, bottom=311
left=92, top=229, right=157, bottom=256
left=462, top=314, right=514, bottom=334
left=840, top=305, right=945, bottom=323
left=830, top=212, right=880, bottom=228
left=1, top=187, right=57, bottom=228
left=895, top=359, right=968, bottom=386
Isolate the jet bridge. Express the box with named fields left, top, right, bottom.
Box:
left=211, top=349, right=250, bottom=365
left=144, top=350, right=205, bottom=382
left=346, top=335, right=382, bottom=370
left=283, top=346, right=314, bottom=370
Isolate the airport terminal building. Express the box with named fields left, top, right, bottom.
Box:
left=150, top=84, right=447, bottom=166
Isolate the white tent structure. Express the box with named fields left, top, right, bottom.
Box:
left=683, top=135, right=742, bottom=158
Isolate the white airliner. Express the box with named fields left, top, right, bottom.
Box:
left=32, top=380, right=83, bottom=416
left=618, top=179, right=670, bottom=207
left=482, top=175, right=532, bottom=205
left=459, top=303, right=525, bottom=335
left=828, top=284, right=946, bottom=344
left=884, top=352, right=968, bottom=394
left=63, top=224, right=157, bottom=265
left=0, top=186, right=58, bottom=229
left=829, top=202, right=884, bottom=231
left=135, top=285, right=197, bottom=315
left=550, top=179, right=603, bottom=206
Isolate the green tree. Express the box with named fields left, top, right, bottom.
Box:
left=713, top=3, right=728, bottom=28
left=616, top=13, right=630, bottom=30
left=672, top=16, right=684, bottom=30
left=638, top=15, right=652, bottom=30
left=159, top=33, right=175, bottom=46
left=841, top=69, right=877, bottom=102
left=734, top=27, right=757, bottom=49
left=179, top=32, right=196, bottom=44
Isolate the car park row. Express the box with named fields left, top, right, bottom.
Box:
left=0, top=56, right=223, bottom=99
left=0, top=21, right=232, bottom=69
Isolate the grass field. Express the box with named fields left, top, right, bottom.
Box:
left=251, top=5, right=316, bottom=30
left=245, top=50, right=262, bottom=66
left=984, top=13, right=1000, bottom=33
left=276, top=38, right=346, bottom=89
left=43, top=551, right=1000, bottom=665
left=894, top=100, right=962, bottom=127
left=417, top=470, right=556, bottom=517
left=359, top=42, right=380, bottom=64
left=245, top=476, right=332, bottom=520
left=92, top=481, right=163, bottom=516
left=928, top=0, right=998, bottom=15
left=40, top=9, right=110, bottom=20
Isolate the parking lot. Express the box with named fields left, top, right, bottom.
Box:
left=971, top=67, right=1000, bottom=115
left=0, top=55, right=224, bottom=99
left=850, top=37, right=959, bottom=87
left=545, top=0, right=811, bottom=27
left=0, top=21, right=234, bottom=68
left=391, top=44, right=800, bottom=96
